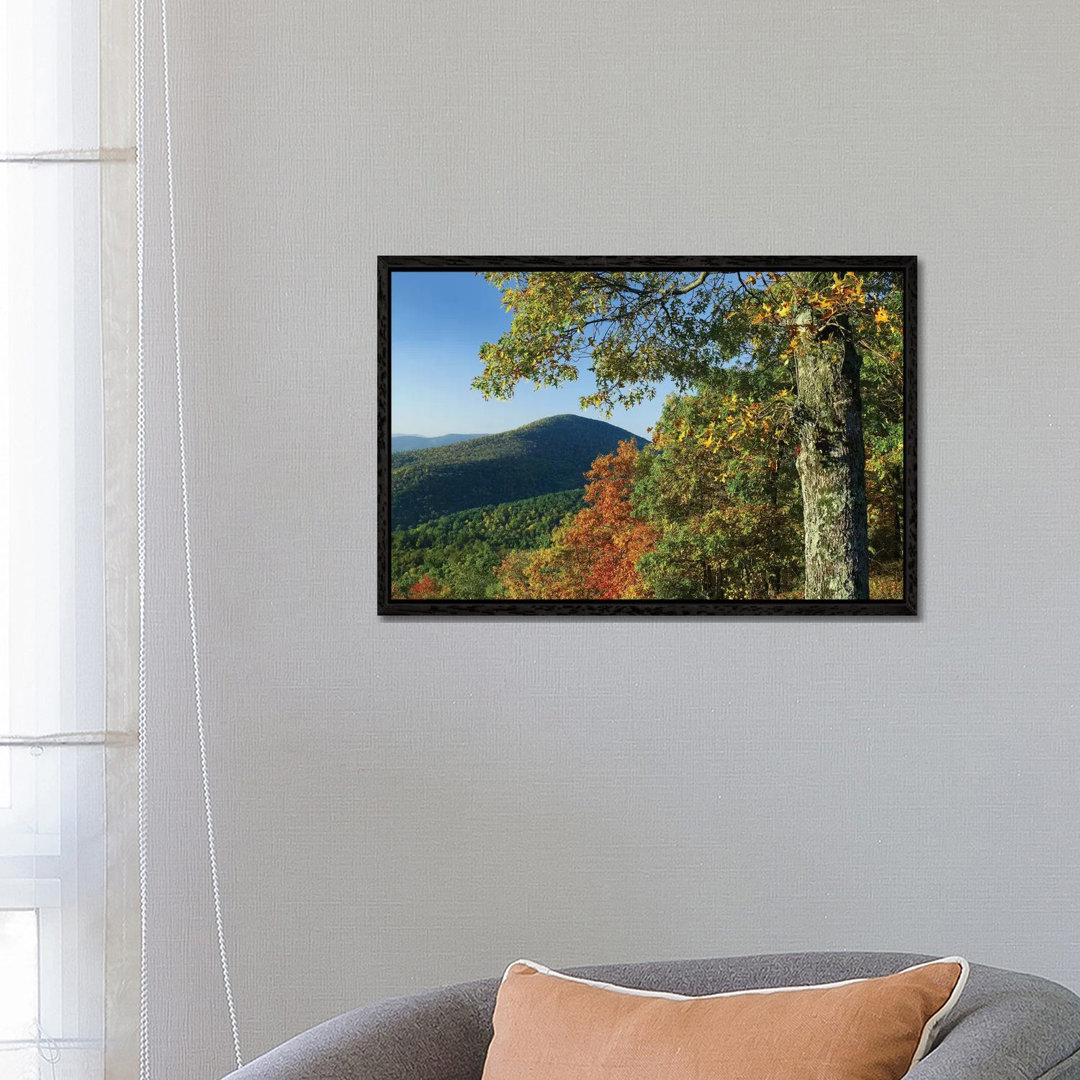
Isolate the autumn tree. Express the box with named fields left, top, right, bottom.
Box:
left=407, top=575, right=445, bottom=600
left=633, top=388, right=802, bottom=599
left=475, top=269, right=903, bottom=600
left=496, top=440, right=656, bottom=600
left=496, top=541, right=590, bottom=600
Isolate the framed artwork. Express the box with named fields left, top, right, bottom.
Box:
left=378, top=256, right=916, bottom=616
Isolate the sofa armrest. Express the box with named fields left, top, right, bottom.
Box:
left=909, top=966, right=1080, bottom=1080
left=221, top=980, right=496, bottom=1080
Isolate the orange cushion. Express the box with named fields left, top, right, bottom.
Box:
left=481, top=957, right=968, bottom=1080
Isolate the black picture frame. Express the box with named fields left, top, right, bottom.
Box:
left=378, top=256, right=916, bottom=617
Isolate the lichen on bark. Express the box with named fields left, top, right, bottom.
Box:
left=793, top=319, right=869, bottom=600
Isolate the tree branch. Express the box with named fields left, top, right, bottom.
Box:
left=668, top=271, right=709, bottom=295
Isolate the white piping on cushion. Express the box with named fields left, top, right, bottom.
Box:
left=909, top=957, right=969, bottom=1067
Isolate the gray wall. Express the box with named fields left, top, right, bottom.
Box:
left=139, top=1, right=1080, bottom=1076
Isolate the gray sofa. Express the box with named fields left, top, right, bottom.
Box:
left=223, top=952, right=1080, bottom=1079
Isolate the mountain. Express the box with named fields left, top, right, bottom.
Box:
left=390, top=414, right=646, bottom=530
left=390, top=432, right=486, bottom=453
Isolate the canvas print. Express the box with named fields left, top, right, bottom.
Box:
left=378, top=257, right=915, bottom=615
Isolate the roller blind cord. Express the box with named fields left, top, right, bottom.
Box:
left=134, top=0, right=150, bottom=1076
left=135, top=0, right=244, bottom=1072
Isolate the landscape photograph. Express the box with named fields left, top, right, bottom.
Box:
left=379, top=259, right=914, bottom=614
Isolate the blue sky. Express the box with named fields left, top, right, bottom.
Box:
left=390, top=271, right=674, bottom=440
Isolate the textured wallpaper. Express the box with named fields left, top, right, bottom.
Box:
left=136, top=1, right=1080, bottom=1076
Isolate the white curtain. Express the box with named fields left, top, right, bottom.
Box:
left=1, top=1, right=138, bottom=1078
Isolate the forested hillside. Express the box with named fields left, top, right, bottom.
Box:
left=390, top=489, right=585, bottom=599
left=390, top=414, right=645, bottom=529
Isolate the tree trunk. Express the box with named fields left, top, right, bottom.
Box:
left=794, top=317, right=869, bottom=600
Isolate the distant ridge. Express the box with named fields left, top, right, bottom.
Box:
left=391, top=432, right=485, bottom=453
left=390, top=414, right=646, bottom=530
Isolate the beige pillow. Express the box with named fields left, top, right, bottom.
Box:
left=481, top=956, right=968, bottom=1080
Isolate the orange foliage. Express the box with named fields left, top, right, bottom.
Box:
left=563, top=440, right=657, bottom=598
left=408, top=574, right=445, bottom=600
left=497, top=440, right=656, bottom=600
